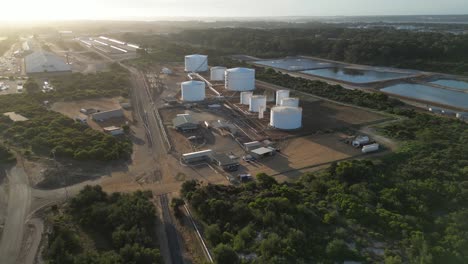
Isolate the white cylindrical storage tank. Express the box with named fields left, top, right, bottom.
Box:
left=280, top=97, right=299, bottom=107
left=249, top=95, right=267, bottom=112
left=240, top=91, right=253, bottom=105
left=225, top=68, right=255, bottom=91
left=185, top=54, right=208, bottom=72
left=181, top=81, right=206, bottom=102
left=270, top=106, right=302, bottom=130
left=210, top=66, right=227, bottom=81
left=276, top=90, right=290, bottom=105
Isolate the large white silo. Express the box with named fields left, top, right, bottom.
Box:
left=280, top=97, right=300, bottom=107
left=240, top=91, right=253, bottom=105
left=225, top=68, right=255, bottom=91
left=270, top=106, right=302, bottom=130
left=276, top=90, right=290, bottom=105
left=210, top=66, right=227, bottom=81
left=181, top=80, right=206, bottom=102
left=249, top=95, right=267, bottom=113
left=185, top=54, right=208, bottom=72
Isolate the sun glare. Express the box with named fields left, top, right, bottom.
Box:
left=0, top=0, right=108, bottom=21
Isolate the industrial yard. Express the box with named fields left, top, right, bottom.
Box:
left=50, top=97, right=132, bottom=132
left=77, top=36, right=139, bottom=61
left=153, top=54, right=392, bottom=184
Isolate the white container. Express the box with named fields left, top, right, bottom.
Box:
left=185, top=54, right=208, bottom=72
left=240, top=91, right=253, bottom=105
left=362, top=143, right=379, bottom=153
left=249, top=95, right=267, bottom=113
left=225, top=68, right=255, bottom=91
left=181, top=81, right=206, bottom=102
left=280, top=97, right=299, bottom=107
left=276, top=90, right=290, bottom=105
left=210, top=66, right=227, bottom=81
left=270, top=106, right=302, bottom=130
left=352, top=136, right=370, bottom=147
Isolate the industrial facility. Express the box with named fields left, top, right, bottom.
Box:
left=159, top=53, right=386, bottom=183
left=25, top=51, right=72, bottom=76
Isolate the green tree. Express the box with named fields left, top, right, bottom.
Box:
left=181, top=180, right=198, bottom=199
left=213, top=244, right=239, bottom=264
left=24, top=79, right=40, bottom=93
left=256, top=173, right=277, bottom=189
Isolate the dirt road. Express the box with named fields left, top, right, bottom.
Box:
left=0, top=166, right=31, bottom=264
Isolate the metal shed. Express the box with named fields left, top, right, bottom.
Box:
left=250, top=147, right=275, bottom=159
left=212, top=154, right=239, bottom=171
left=172, top=114, right=199, bottom=131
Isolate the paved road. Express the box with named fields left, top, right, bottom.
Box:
left=160, top=194, right=184, bottom=264
left=0, top=45, right=183, bottom=264
left=0, top=166, right=31, bottom=264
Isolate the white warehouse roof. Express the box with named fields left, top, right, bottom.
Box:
left=25, top=51, right=72, bottom=74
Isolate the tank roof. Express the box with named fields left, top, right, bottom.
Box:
left=186, top=54, right=207, bottom=57
left=182, top=80, right=205, bottom=85
left=272, top=106, right=302, bottom=112
left=227, top=67, right=255, bottom=73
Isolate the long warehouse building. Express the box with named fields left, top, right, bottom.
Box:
left=25, top=51, right=71, bottom=76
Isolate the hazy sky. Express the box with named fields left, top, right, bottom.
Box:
left=2, top=0, right=468, bottom=21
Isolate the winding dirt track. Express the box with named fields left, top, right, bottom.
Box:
left=0, top=166, right=31, bottom=264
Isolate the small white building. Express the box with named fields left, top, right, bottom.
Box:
left=103, top=126, right=124, bottom=136
left=182, top=149, right=213, bottom=163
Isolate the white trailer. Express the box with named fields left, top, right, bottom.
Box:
left=362, top=143, right=379, bottom=153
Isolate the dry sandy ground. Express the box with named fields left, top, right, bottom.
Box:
left=232, top=132, right=362, bottom=180
left=51, top=97, right=133, bottom=131
left=94, top=120, right=228, bottom=194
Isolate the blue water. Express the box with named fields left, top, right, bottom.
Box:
left=301, top=67, right=412, bottom=84
left=381, top=83, right=468, bottom=109
left=430, top=79, right=468, bottom=91
left=255, top=58, right=334, bottom=71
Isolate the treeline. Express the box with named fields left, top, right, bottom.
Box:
left=257, top=68, right=404, bottom=111
left=43, top=185, right=162, bottom=264
left=173, top=27, right=468, bottom=75
left=182, top=111, right=468, bottom=263
left=0, top=95, right=132, bottom=161
left=48, top=63, right=130, bottom=100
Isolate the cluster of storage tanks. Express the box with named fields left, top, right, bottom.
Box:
left=270, top=90, right=302, bottom=129
left=239, top=89, right=302, bottom=130
left=183, top=54, right=302, bottom=130
left=185, top=55, right=256, bottom=91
